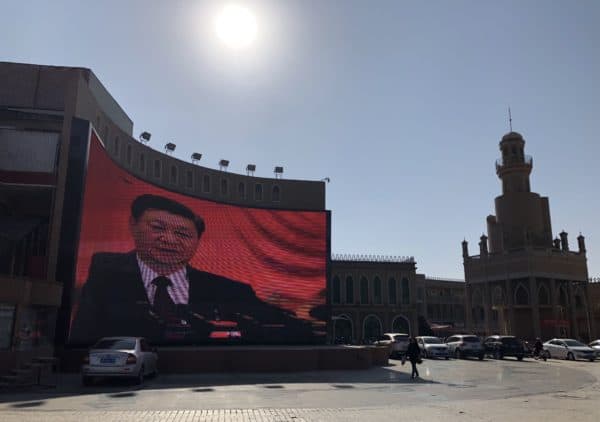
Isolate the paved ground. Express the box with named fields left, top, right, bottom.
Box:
left=1, top=356, right=599, bottom=421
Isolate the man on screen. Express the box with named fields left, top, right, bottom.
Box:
left=70, top=194, right=314, bottom=344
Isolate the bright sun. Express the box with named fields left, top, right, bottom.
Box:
left=214, top=4, right=258, bottom=49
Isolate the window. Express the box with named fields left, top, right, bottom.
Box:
left=154, top=160, right=161, bottom=178
left=0, top=304, right=15, bottom=350
left=332, top=276, right=341, bottom=304
left=360, top=277, right=369, bottom=304
left=186, top=170, right=193, bottom=189
left=401, top=278, right=410, bottom=304
left=345, top=276, right=354, bottom=304
left=126, top=144, right=132, bottom=165
left=221, top=179, right=228, bottom=196
left=373, top=277, right=382, bottom=304
left=255, top=183, right=263, bottom=200
left=238, top=182, right=246, bottom=199
left=203, top=175, right=210, bottom=193
left=515, top=285, right=529, bottom=305
left=388, top=278, right=397, bottom=304
left=139, top=153, right=145, bottom=172
left=272, top=185, right=280, bottom=202
left=170, top=166, right=177, bottom=184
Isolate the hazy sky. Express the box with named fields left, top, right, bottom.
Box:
left=2, top=1, right=599, bottom=279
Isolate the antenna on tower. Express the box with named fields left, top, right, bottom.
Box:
left=508, top=106, right=513, bottom=132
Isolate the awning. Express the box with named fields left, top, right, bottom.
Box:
left=0, top=216, right=41, bottom=241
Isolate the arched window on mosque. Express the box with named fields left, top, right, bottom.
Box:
left=373, top=277, right=382, bottom=304
left=515, top=285, right=529, bottom=305
left=401, top=278, right=410, bottom=304
left=538, top=285, right=550, bottom=305
left=332, top=276, right=341, bottom=304
left=360, top=277, right=369, bottom=304
left=345, top=276, right=354, bottom=304
left=388, top=278, right=397, bottom=305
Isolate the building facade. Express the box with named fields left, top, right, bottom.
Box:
left=462, top=131, right=595, bottom=341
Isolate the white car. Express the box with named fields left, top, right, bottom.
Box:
left=445, top=334, right=484, bottom=360
left=543, top=338, right=596, bottom=361
left=589, top=339, right=600, bottom=358
left=82, top=337, right=158, bottom=385
left=416, top=336, right=450, bottom=359
left=375, top=333, right=409, bottom=358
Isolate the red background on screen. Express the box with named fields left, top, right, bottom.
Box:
left=72, top=132, right=327, bottom=323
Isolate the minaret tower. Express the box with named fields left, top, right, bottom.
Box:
left=486, top=131, right=553, bottom=253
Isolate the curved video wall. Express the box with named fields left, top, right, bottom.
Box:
left=69, top=131, right=328, bottom=345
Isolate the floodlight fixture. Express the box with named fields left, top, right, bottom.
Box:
left=191, top=153, right=202, bottom=164
left=246, top=164, right=256, bottom=176
left=274, top=166, right=284, bottom=179
left=219, top=159, right=230, bottom=171
left=139, top=131, right=151, bottom=143
left=164, top=142, right=176, bottom=154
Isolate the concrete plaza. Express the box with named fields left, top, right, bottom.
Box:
left=0, top=356, right=599, bottom=421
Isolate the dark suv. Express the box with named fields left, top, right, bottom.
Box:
left=483, top=335, right=525, bottom=360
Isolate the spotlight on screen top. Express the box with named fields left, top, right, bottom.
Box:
left=219, top=159, right=230, bottom=171
left=191, top=153, right=202, bottom=164
left=246, top=164, right=256, bottom=176
left=139, top=131, right=151, bottom=143
left=164, top=143, right=176, bottom=154
left=274, top=166, right=284, bottom=179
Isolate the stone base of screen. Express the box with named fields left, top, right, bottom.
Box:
left=59, top=345, right=389, bottom=373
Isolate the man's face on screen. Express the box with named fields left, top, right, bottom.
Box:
left=130, top=209, right=200, bottom=270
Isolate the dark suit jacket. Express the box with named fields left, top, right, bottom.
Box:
left=70, top=252, right=314, bottom=344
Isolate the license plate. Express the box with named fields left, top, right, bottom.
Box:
left=100, top=355, right=116, bottom=364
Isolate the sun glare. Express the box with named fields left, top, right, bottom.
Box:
left=214, top=4, right=258, bottom=49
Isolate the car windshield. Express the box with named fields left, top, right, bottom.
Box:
left=393, top=335, right=409, bottom=342
left=462, top=337, right=480, bottom=342
left=501, top=338, right=521, bottom=345
left=564, top=340, right=586, bottom=347
left=93, top=339, right=136, bottom=350
left=423, top=337, right=443, bottom=344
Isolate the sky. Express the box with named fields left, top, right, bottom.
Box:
left=1, top=0, right=599, bottom=279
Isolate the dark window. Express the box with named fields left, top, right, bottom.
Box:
left=238, top=182, right=246, bottom=199
left=139, top=154, right=145, bottom=172
left=345, top=276, right=354, bottom=304
left=373, top=277, right=382, bottom=304
left=203, top=175, right=210, bottom=193
left=170, top=166, right=177, bottom=184
left=255, top=184, right=263, bottom=200
left=0, top=304, right=15, bottom=350
left=272, top=185, right=280, bottom=202
left=221, top=179, right=228, bottom=196
left=126, top=144, right=132, bottom=165
left=575, top=295, right=583, bottom=309
left=360, top=277, right=369, bottom=304
left=154, top=160, right=161, bottom=178
left=388, top=278, right=397, bottom=304
left=186, top=170, right=193, bottom=189
left=515, top=285, right=529, bottom=305
left=401, top=278, right=410, bottom=304
left=332, top=276, right=341, bottom=304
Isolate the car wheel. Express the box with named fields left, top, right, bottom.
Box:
left=589, top=358, right=595, bottom=362
left=82, top=376, right=93, bottom=386
left=494, top=350, right=502, bottom=360
left=445, top=356, right=449, bottom=360
left=478, top=353, right=484, bottom=361
left=517, top=355, right=523, bottom=361
left=135, top=366, right=145, bottom=385
left=423, top=350, right=429, bottom=359
left=567, top=352, right=574, bottom=361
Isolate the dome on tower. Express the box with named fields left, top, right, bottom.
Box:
left=501, top=131, right=524, bottom=141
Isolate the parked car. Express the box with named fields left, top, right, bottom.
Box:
left=445, top=334, right=484, bottom=360
left=543, top=338, right=596, bottom=361
left=82, top=337, right=158, bottom=385
left=483, top=335, right=525, bottom=360
left=374, top=333, right=409, bottom=358
left=589, top=340, right=600, bottom=358
left=416, top=336, right=450, bottom=359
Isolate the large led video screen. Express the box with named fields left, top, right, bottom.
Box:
left=69, top=131, right=328, bottom=345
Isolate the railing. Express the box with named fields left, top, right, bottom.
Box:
left=495, top=154, right=532, bottom=171
left=331, top=253, right=415, bottom=263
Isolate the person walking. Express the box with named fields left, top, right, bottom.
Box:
left=406, top=337, right=421, bottom=379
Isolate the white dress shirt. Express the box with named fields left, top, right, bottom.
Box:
left=137, top=255, right=189, bottom=305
